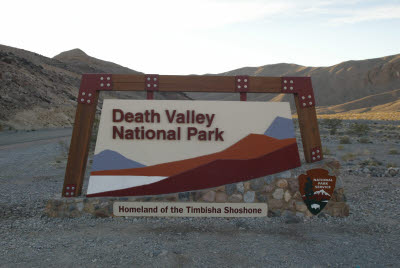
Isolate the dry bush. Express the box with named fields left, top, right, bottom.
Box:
left=359, top=137, right=370, bottom=144
left=348, top=123, right=370, bottom=136
left=322, top=119, right=342, bottom=135
left=341, top=152, right=357, bottom=161
left=323, top=146, right=331, bottom=155
left=359, top=158, right=382, bottom=167
left=339, top=136, right=351, bottom=144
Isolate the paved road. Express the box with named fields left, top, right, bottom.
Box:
left=0, top=128, right=72, bottom=147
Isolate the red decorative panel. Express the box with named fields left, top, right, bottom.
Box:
left=87, top=141, right=301, bottom=197
left=235, top=75, right=249, bottom=92
left=281, top=77, right=315, bottom=108
left=145, top=74, right=159, bottom=91
left=78, top=74, right=113, bottom=104
left=64, top=184, right=77, bottom=197
left=310, top=146, right=323, bottom=162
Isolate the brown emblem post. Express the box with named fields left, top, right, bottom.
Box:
left=298, top=168, right=337, bottom=215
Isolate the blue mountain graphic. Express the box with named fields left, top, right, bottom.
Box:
left=91, top=150, right=146, bottom=172
left=264, top=116, right=295, bottom=139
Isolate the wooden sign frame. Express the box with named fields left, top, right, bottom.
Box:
left=62, top=74, right=322, bottom=197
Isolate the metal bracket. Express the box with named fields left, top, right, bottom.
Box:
left=145, top=74, right=159, bottom=91
left=281, top=77, right=315, bottom=108
left=78, top=74, right=113, bottom=104
left=311, top=146, right=323, bottom=162
left=235, top=75, right=249, bottom=92
left=64, top=184, right=77, bottom=197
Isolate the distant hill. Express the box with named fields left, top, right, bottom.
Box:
left=53, top=49, right=141, bottom=75
left=188, top=54, right=400, bottom=117
left=317, top=89, right=400, bottom=114
left=0, top=45, right=188, bottom=129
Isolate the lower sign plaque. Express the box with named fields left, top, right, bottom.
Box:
left=114, top=202, right=268, bottom=217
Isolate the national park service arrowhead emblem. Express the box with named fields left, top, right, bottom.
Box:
left=298, top=168, right=336, bottom=215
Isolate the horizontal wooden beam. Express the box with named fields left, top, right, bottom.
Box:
left=112, top=75, right=281, bottom=93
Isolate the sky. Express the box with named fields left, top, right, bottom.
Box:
left=1, top=0, right=400, bottom=75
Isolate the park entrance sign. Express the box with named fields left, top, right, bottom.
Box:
left=62, top=74, right=323, bottom=198
left=87, top=100, right=300, bottom=196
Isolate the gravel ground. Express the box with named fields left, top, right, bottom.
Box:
left=0, top=124, right=400, bottom=267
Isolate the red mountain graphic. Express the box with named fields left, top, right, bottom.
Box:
left=88, top=134, right=301, bottom=197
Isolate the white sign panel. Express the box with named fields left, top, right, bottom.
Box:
left=87, top=100, right=300, bottom=197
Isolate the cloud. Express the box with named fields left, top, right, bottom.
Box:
left=116, top=0, right=295, bottom=30
left=330, top=5, right=400, bottom=24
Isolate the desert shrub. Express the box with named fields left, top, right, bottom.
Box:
left=348, top=123, right=370, bottom=136
left=323, top=146, right=331, bottom=155
left=359, top=137, right=370, bottom=144
left=386, top=163, right=398, bottom=168
left=341, top=153, right=357, bottom=161
left=359, top=158, right=382, bottom=167
left=389, top=149, right=399, bottom=155
left=361, top=149, right=371, bottom=156
left=323, top=119, right=342, bottom=135
left=337, top=145, right=344, bottom=150
left=339, top=136, right=351, bottom=144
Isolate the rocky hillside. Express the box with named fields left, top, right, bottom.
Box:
left=1, top=44, right=399, bottom=129
left=0, top=45, right=187, bottom=129
left=53, top=49, right=139, bottom=75
left=189, top=54, right=400, bottom=116
left=317, top=89, right=400, bottom=114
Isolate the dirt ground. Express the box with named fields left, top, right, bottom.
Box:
left=0, top=120, right=399, bottom=267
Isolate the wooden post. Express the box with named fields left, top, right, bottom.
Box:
left=294, top=95, right=322, bottom=163
left=281, top=76, right=323, bottom=163
left=62, top=92, right=99, bottom=197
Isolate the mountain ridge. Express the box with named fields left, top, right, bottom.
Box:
left=188, top=53, right=400, bottom=118
left=1, top=44, right=399, bottom=130
left=53, top=48, right=142, bottom=74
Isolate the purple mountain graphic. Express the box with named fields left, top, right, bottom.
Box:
left=91, top=150, right=146, bottom=172
left=264, top=116, right=295, bottom=139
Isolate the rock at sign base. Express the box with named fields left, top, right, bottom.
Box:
left=276, top=179, right=288, bottom=188
left=202, top=191, right=216, bottom=202
left=228, top=194, right=243, bottom=202
left=215, top=192, right=228, bottom=203
left=244, top=191, right=255, bottom=203
left=272, top=188, right=284, bottom=200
